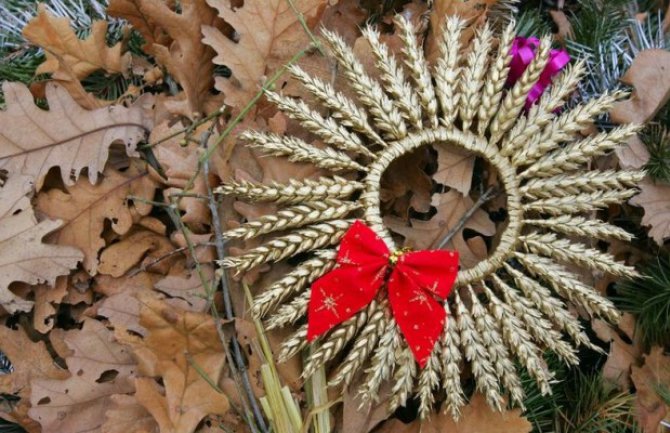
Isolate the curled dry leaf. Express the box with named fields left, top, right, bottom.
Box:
left=434, top=144, right=475, bottom=196
left=375, top=393, right=531, bottom=433
left=0, top=82, right=152, bottom=190
left=22, top=4, right=132, bottom=109
left=631, top=347, right=670, bottom=433
left=36, top=161, right=159, bottom=275
left=154, top=265, right=215, bottom=313
left=0, top=174, right=83, bottom=313
left=616, top=134, right=651, bottom=170
left=593, top=314, right=642, bottom=390
left=108, top=0, right=223, bottom=117
left=629, top=179, right=670, bottom=245
left=98, top=229, right=177, bottom=277
left=116, top=296, right=229, bottom=433
left=611, top=49, right=670, bottom=125
left=202, top=0, right=327, bottom=108
left=29, top=319, right=136, bottom=433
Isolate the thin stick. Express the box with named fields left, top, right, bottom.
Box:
left=286, top=0, right=325, bottom=56
left=436, top=186, right=498, bottom=250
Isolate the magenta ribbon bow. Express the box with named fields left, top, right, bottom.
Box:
left=507, top=36, right=570, bottom=108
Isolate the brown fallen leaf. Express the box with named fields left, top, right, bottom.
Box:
left=202, top=0, right=327, bottom=108
left=386, top=190, right=496, bottom=269
left=28, top=319, right=136, bottom=433
left=611, top=49, right=670, bottom=125
left=631, top=347, right=670, bottom=433
left=549, top=10, right=573, bottom=42
left=629, top=179, right=670, bottom=245
left=380, top=147, right=433, bottom=216
left=116, top=296, right=229, bottom=433
left=0, top=82, right=152, bottom=190
left=154, top=265, right=214, bottom=313
left=108, top=0, right=223, bottom=117
left=98, top=229, right=177, bottom=277
left=616, top=134, right=651, bottom=170
left=33, top=276, right=69, bottom=334
left=593, top=314, right=643, bottom=390
left=35, top=161, right=159, bottom=275
left=376, top=393, right=531, bottom=433
left=101, top=394, right=158, bottom=433
left=22, top=5, right=132, bottom=109
left=434, top=145, right=475, bottom=196
left=0, top=174, right=83, bottom=313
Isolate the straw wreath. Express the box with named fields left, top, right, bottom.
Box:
left=216, top=16, right=644, bottom=418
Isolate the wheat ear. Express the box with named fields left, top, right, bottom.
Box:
left=363, top=26, right=422, bottom=129
left=477, top=20, right=515, bottom=135
left=459, top=23, right=493, bottom=131
left=520, top=170, right=644, bottom=199
left=388, top=347, right=417, bottom=412
left=524, top=216, right=633, bottom=241
left=220, top=219, right=353, bottom=272
left=321, top=28, right=407, bottom=140
left=441, top=304, right=466, bottom=419
left=434, top=16, right=464, bottom=126
left=215, top=177, right=363, bottom=204
left=278, top=325, right=309, bottom=362
left=523, top=189, right=638, bottom=215
left=396, top=15, right=438, bottom=128
left=417, top=347, right=441, bottom=419
left=288, top=64, right=385, bottom=147
left=251, top=250, right=336, bottom=319
left=266, top=290, right=309, bottom=330
left=358, top=319, right=400, bottom=404
left=264, top=90, right=374, bottom=158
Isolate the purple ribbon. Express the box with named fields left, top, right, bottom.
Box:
left=507, top=36, right=570, bottom=109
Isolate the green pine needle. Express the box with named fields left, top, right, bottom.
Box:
left=640, top=124, right=670, bottom=182
left=613, top=256, right=670, bottom=349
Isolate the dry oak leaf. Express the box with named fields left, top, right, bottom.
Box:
left=0, top=82, right=152, bottom=190
left=376, top=393, right=531, bottom=433
left=154, top=265, right=215, bottom=313
left=102, top=394, right=158, bottom=433
left=434, top=144, right=475, bottom=196
left=0, top=325, right=68, bottom=433
left=35, top=161, right=159, bottom=275
left=28, top=319, right=136, bottom=433
left=22, top=4, right=131, bottom=109
left=32, top=276, right=69, bottom=334
left=631, top=347, right=670, bottom=433
left=629, top=179, right=670, bottom=245
left=98, top=229, right=177, bottom=277
left=386, top=189, right=496, bottom=269
left=0, top=174, right=83, bottom=313
left=593, top=314, right=642, bottom=390
left=116, top=296, right=229, bottom=433
left=108, top=0, right=223, bottom=117
left=611, top=49, right=670, bottom=125
left=202, top=0, right=327, bottom=108
left=616, top=134, right=651, bottom=170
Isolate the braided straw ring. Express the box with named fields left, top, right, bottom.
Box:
left=361, top=127, right=522, bottom=286
left=215, top=15, right=645, bottom=417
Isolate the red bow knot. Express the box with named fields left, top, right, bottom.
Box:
left=307, top=220, right=459, bottom=367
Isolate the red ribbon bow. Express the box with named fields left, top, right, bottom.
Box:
left=307, top=221, right=459, bottom=367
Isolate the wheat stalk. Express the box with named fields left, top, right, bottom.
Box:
left=524, top=215, right=633, bottom=241
left=358, top=319, right=400, bottom=404
left=220, top=219, right=353, bottom=272
left=224, top=200, right=360, bottom=240
left=504, top=263, right=597, bottom=350
left=264, top=90, right=374, bottom=158
left=516, top=253, right=621, bottom=323
left=477, top=20, right=515, bottom=135
left=512, top=91, right=626, bottom=167
left=501, top=61, right=586, bottom=157
left=454, top=290, right=503, bottom=411
left=479, top=283, right=554, bottom=396
left=244, top=130, right=365, bottom=172
left=288, top=64, right=386, bottom=147
left=396, top=15, right=438, bottom=128
left=467, top=285, right=525, bottom=407
left=489, top=37, right=551, bottom=145
left=522, top=124, right=641, bottom=179
left=329, top=302, right=388, bottom=386
left=215, top=176, right=363, bottom=205
left=322, top=28, right=407, bottom=140
left=363, top=26, right=422, bottom=129
left=521, top=170, right=644, bottom=199
left=459, top=23, right=492, bottom=131
left=441, top=304, right=466, bottom=419
left=522, top=232, right=638, bottom=278
left=434, top=16, right=464, bottom=126
left=252, top=250, right=336, bottom=319
left=523, top=189, right=638, bottom=215
left=490, top=275, right=578, bottom=365
left=388, top=347, right=417, bottom=412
